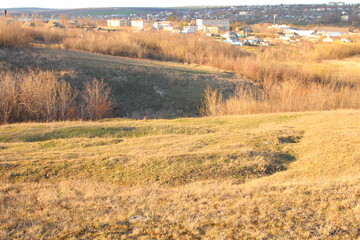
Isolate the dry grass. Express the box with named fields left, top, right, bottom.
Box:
left=0, top=68, right=114, bottom=123
left=313, top=42, right=360, bottom=60
left=0, top=19, right=31, bottom=47
left=2, top=20, right=360, bottom=118
left=0, top=110, right=359, bottom=239
left=200, top=80, right=360, bottom=116
left=61, top=30, right=245, bottom=66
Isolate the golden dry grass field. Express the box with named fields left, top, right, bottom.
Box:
left=1, top=110, right=359, bottom=239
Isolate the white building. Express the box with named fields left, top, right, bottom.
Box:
left=153, top=21, right=172, bottom=30
left=182, top=25, right=198, bottom=33
left=284, top=29, right=315, bottom=37
left=268, top=24, right=291, bottom=31
left=315, top=27, right=349, bottom=37
left=107, top=19, right=130, bottom=27
left=131, top=20, right=145, bottom=29
left=341, top=15, right=349, bottom=22
left=328, top=2, right=346, bottom=6
left=196, top=19, right=230, bottom=31
left=131, top=20, right=153, bottom=30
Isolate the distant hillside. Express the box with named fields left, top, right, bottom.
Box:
left=0, top=8, right=54, bottom=12
left=1, top=7, right=174, bottom=17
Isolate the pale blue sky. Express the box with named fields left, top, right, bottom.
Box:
left=0, top=0, right=359, bottom=9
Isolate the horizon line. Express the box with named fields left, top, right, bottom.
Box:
left=2, top=3, right=357, bottom=11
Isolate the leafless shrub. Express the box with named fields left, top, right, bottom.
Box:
left=81, top=78, right=114, bottom=120
left=18, top=70, right=59, bottom=122
left=0, top=70, right=114, bottom=124
left=199, top=86, right=223, bottom=116
left=56, top=80, right=77, bottom=121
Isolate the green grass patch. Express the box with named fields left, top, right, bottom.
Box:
left=20, top=125, right=215, bottom=142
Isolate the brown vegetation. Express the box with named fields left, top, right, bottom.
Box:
left=82, top=78, right=114, bottom=120
left=62, top=30, right=245, bottom=65
left=200, top=80, right=360, bottom=116
left=2, top=19, right=360, bottom=117
left=0, top=69, right=114, bottom=124
left=0, top=19, right=31, bottom=47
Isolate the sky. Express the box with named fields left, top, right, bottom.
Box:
left=0, top=0, right=359, bottom=9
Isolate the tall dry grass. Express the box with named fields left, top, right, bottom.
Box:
left=200, top=81, right=360, bottom=116
left=313, top=42, right=360, bottom=60
left=0, top=19, right=31, bottom=47
left=61, top=30, right=246, bottom=65
left=0, top=69, right=114, bottom=123
left=29, top=27, right=76, bottom=44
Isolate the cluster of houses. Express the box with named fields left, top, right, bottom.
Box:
left=107, top=19, right=230, bottom=34
left=267, top=24, right=356, bottom=44
left=107, top=18, right=230, bottom=34
left=221, top=24, right=357, bottom=47
left=103, top=3, right=360, bottom=28
left=103, top=3, right=360, bottom=27
left=106, top=17, right=358, bottom=46
left=19, top=17, right=228, bottom=35
left=3, top=2, right=360, bottom=27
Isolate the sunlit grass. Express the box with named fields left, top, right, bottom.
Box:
left=1, top=110, right=359, bottom=239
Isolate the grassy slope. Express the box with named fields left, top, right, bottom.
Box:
left=0, top=110, right=359, bottom=239
left=0, top=47, right=243, bottom=118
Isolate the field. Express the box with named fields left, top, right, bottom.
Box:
left=1, top=18, right=360, bottom=239
left=1, top=110, right=360, bottom=239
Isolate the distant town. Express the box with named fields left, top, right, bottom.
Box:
left=2, top=2, right=360, bottom=47
left=3, top=2, right=360, bottom=25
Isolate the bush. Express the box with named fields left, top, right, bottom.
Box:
left=0, top=69, right=114, bottom=124
left=81, top=78, right=114, bottom=120
left=0, top=19, right=31, bottom=47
